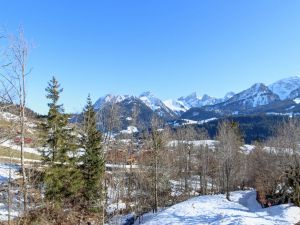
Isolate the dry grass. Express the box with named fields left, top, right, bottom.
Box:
left=0, top=147, right=41, bottom=161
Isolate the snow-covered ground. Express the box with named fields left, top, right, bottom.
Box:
left=120, top=126, right=139, bottom=134
left=0, top=163, right=20, bottom=184
left=0, top=140, right=39, bottom=155
left=0, top=163, right=22, bottom=221
left=138, top=191, right=300, bottom=225
left=167, top=140, right=218, bottom=148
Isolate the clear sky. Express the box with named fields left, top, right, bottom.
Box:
left=1, top=0, right=300, bottom=114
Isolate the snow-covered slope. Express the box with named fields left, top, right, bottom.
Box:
left=93, top=94, right=128, bottom=110
left=224, top=91, right=235, bottom=100
left=139, top=91, right=163, bottom=111
left=163, top=99, right=189, bottom=114
left=269, top=76, right=300, bottom=100
left=93, top=76, right=300, bottom=121
left=224, top=83, right=280, bottom=108
left=178, top=92, right=221, bottom=108
left=139, top=91, right=176, bottom=118
left=139, top=191, right=300, bottom=225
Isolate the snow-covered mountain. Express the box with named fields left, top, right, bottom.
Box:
left=178, top=92, right=221, bottom=108
left=93, top=93, right=177, bottom=132
left=93, top=94, right=129, bottom=110
left=268, top=76, right=300, bottom=100
left=139, top=91, right=177, bottom=118
left=163, top=99, right=189, bottom=115
left=94, top=92, right=176, bottom=119
left=197, top=83, right=281, bottom=116
left=92, top=76, right=300, bottom=128
left=224, top=92, right=235, bottom=101
left=164, top=92, right=236, bottom=115
left=223, top=83, right=280, bottom=108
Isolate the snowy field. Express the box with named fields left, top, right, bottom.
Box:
left=0, top=163, right=21, bottom=221
left=138, top=191, right=300, bottom=225
left=0, top=140, right=40, bottom=155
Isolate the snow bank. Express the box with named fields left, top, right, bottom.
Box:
left=120, top=126, right=138, bottom=134
left=167, top=140, right=218, bottom=148
left=0, top=140, right=39, bottom=155
left=0, top=163, right=20, bottom=183
left=139, top=191, right=300, bottom=225
left=0, top=163, right=23, bottom=221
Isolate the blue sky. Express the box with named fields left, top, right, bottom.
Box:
left=1, top=0, right=300, bottom=114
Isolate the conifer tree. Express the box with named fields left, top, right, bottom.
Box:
left=42, top=77, right=83, bottom=205
left=42, top=76, right=67, bottom=163
left=80, top=94, right=105, bottom=210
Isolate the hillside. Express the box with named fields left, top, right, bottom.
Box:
left=138, top=191, right=300, bottom=225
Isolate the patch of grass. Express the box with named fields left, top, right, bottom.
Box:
left=0, top=147, right=41, bottom=161
left=0, top=120, right=13, bottom=128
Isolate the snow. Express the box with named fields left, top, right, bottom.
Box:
left=93, top=94, right=128, bottom=110
left=139, top=191, right=300, bottom=225
left=0, top=163, right=20, bottom=184
left=266, top=112, right=298, bottom=117
left=240, top=144, right=256, bottom=154
left=178, top=92, right=221, bottom=108
left=224, top=92, right=235, bottom=100
left=120, top=126, right=138, bottom=134
left=0, top=112, right=37, bottom=131
left=0, top=163, right=23, bottom=221
left=0, top=140, right=39, bottom=155
left=172, top=118, right=218, bottom=127
left=163, top=99, right=189, bottom=113
left=139, top=91, right=163, bottom=111
left=167, top=140, right=218, bottom=149
left=198, top=117, right=218, bottom=124
left=138, top=92, right=176, bottom=118
left=0, top=112, right=19, bottom=122
left=224, top=83, right=279, bottom=108
left=286, top=105, right=295, bottom=110
left=107, top=201, right=126, bottom=214
left=269, top=76, right=300, bottom=100
left=106, top=163, right=139, bottom=170
left=293, top=98, right=300, bottom=104
left=181, top=119, right=198, bottom=125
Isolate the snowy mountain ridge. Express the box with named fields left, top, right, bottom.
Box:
left=223, top=83, right=280, bottom=108
left=93, top=76, right=300, bottom=119
left=268, top=76, right=300, bottom=100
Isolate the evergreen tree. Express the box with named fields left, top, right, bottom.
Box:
left=80, top=94, right=105, bottom=210
left=42, top=77, right=83, bottom=205
left=42, top=76, right=68, bottom=163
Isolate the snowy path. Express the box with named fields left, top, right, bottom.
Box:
left=139, top=191, right=300, bottom=225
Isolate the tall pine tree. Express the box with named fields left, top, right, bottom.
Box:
left=42, top=77, right=83, bottom=205
left=42, top=76, right=67, bottom=163
left=80, top=94, right=105, bottom=210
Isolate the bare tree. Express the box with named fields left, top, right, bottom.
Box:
left=6, top=28, right=32, bottom=212
left=216, top=121, right=243, bottom=200
left=264, top=118, right=300, bottom=206
left=97, top=100, right=121, bottom=146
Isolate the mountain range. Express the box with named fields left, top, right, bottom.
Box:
left=93, top=76, right=300, bottom=131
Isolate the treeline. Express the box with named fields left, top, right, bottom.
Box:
left=192, top=114, right=294, bottom=143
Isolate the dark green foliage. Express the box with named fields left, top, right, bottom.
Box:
left=43, top=77, right=83, bottom=205
left=42, top=77, right=70, bottom=163
left=80, top=95, right=105, bottom=209
left=190, top=114, right=293, bottom=144
left=44, top=165, right=83, bottom=203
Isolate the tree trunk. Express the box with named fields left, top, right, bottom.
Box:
left=20, top=63, right=27, bottom=212
left=154, top=149, right=158, bottom=213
